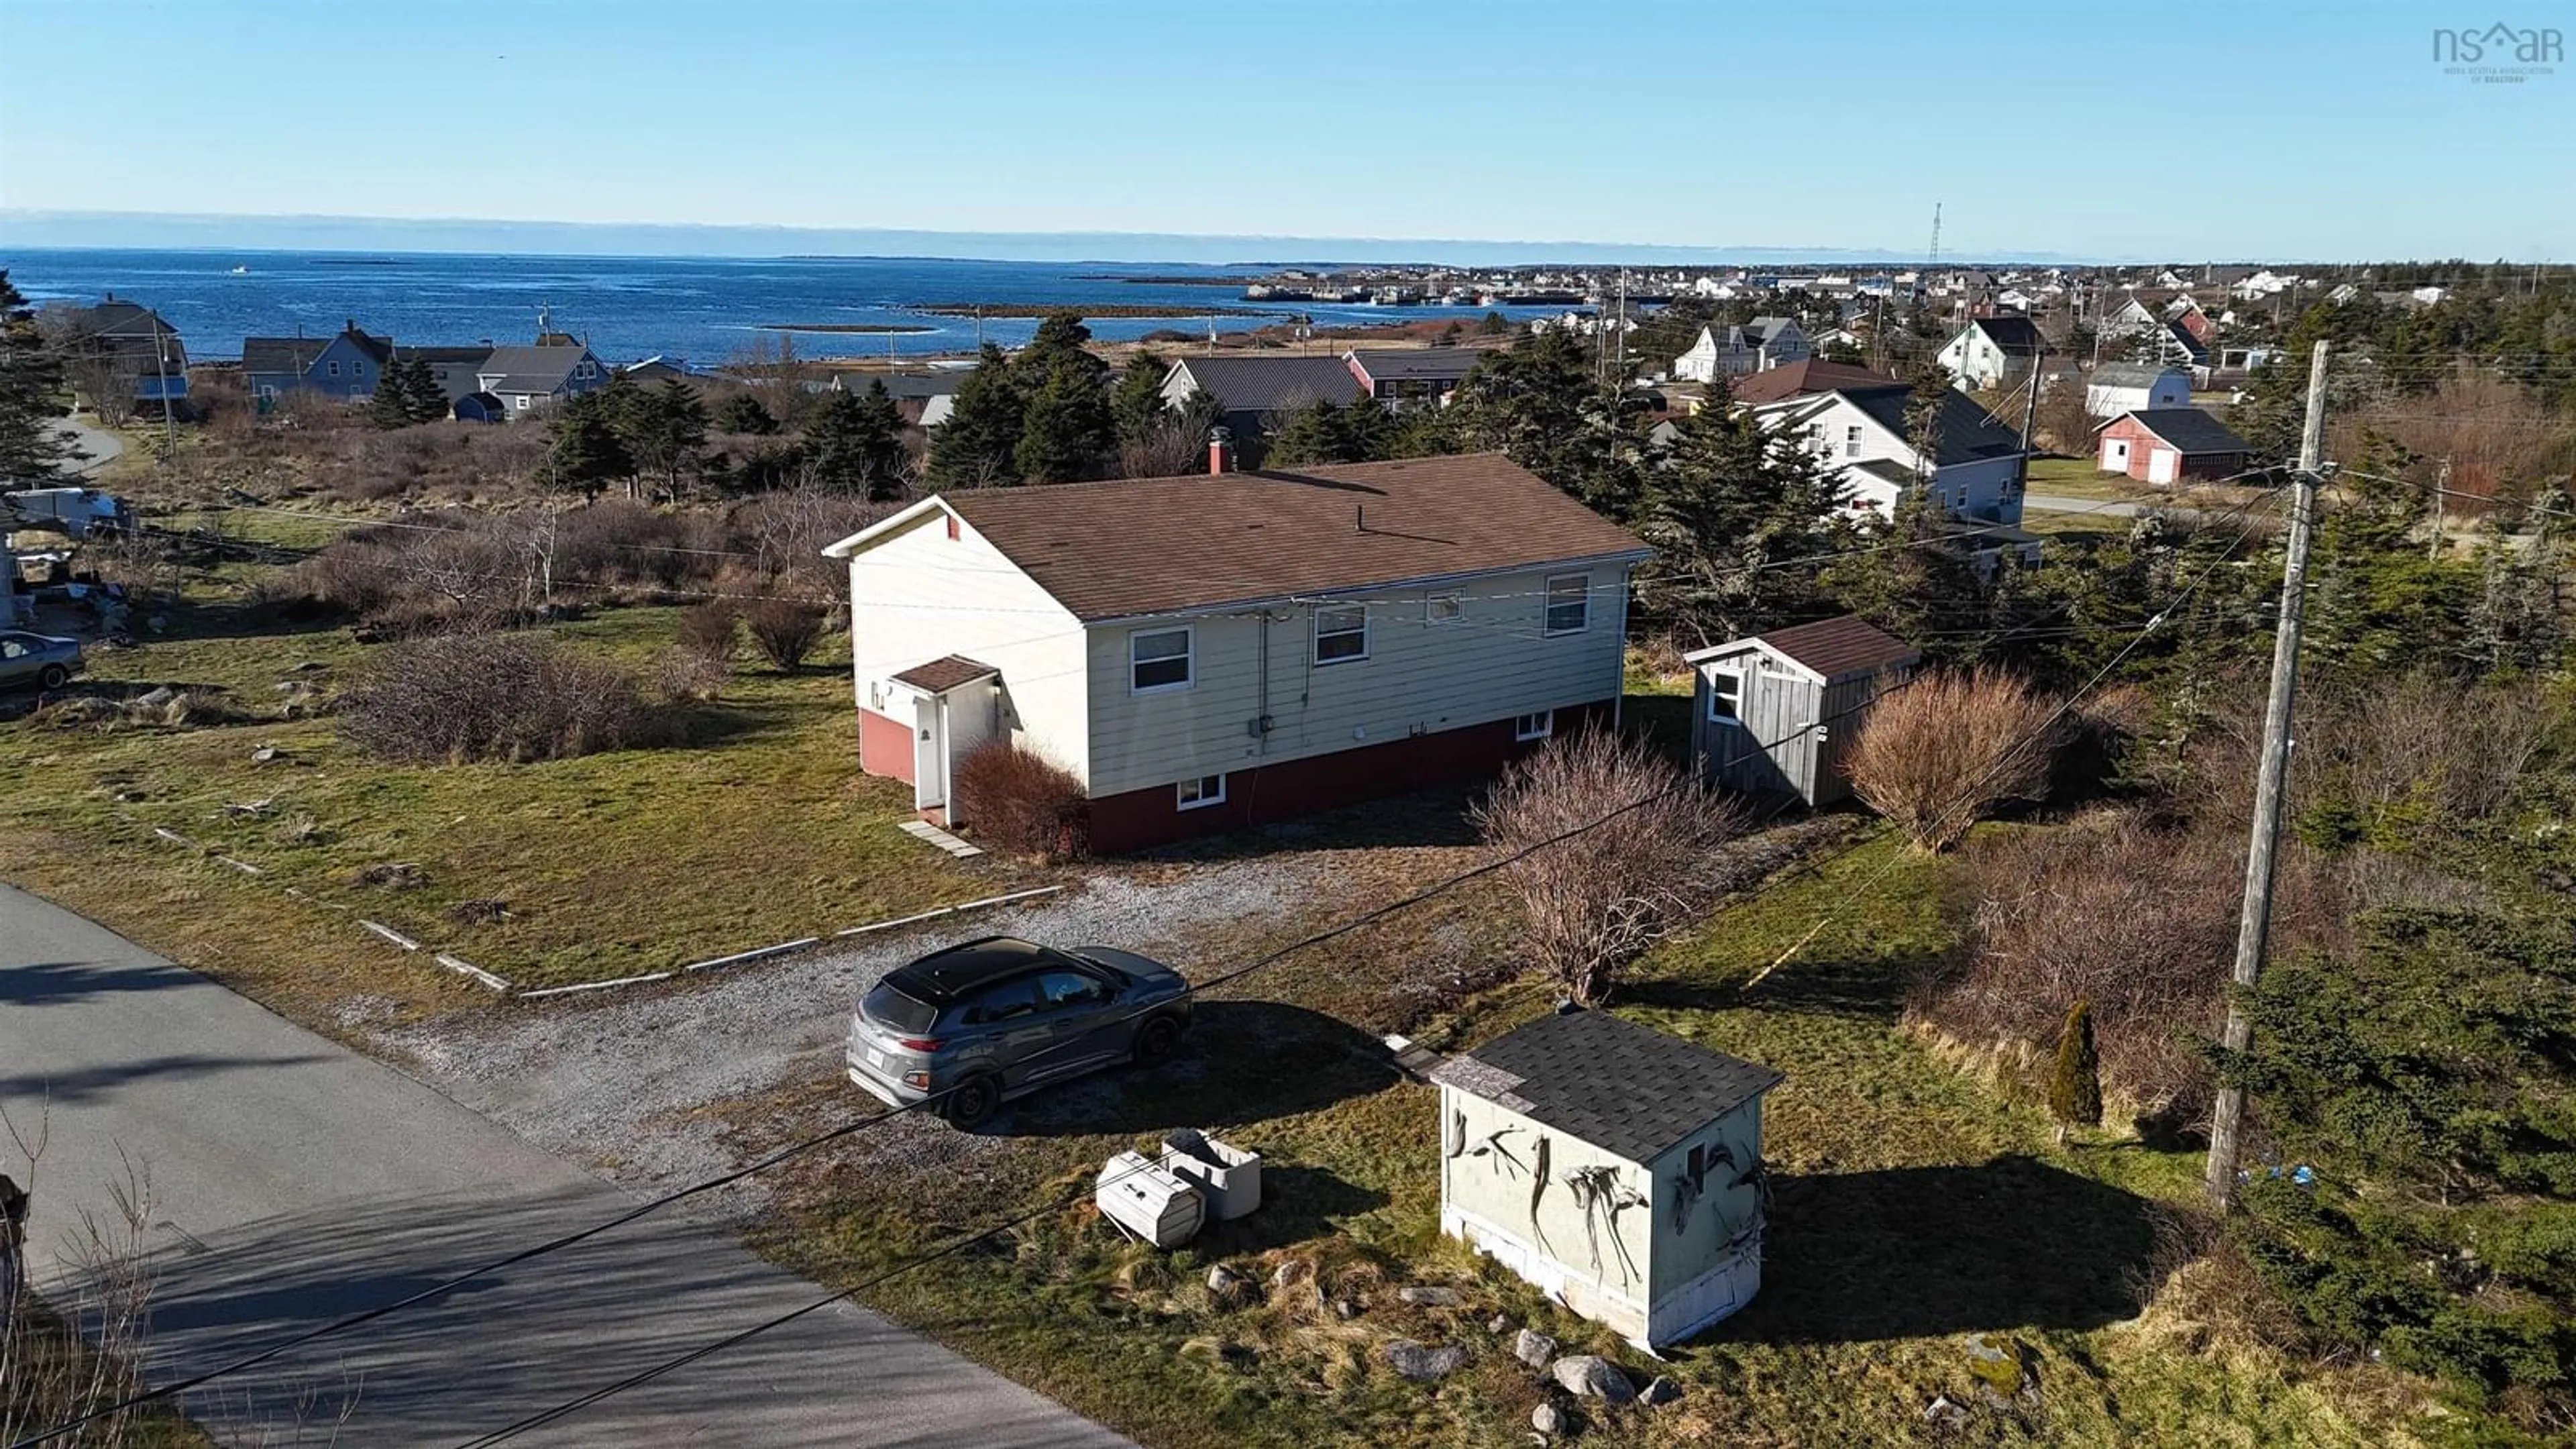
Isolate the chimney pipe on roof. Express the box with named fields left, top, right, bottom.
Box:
left=1208, top=426, right=1234, bottom=476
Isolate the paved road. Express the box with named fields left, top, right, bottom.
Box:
left=52, top=418, right=125, bottom=476
left=0, top=883, right=1128, bottom=1448
left=2023, top=492, right=2227, bottom=523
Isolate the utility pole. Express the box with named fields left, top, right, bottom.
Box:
left=2430, top=455, right=2451, bottom=561
left=2205, top=339, right=2330, bottom=1211
left=2014, top=345, right=2043, bottom=501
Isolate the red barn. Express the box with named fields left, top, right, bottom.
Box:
left=2097, top=409, right=2255, bottom=486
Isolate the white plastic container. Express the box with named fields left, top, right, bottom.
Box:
left=1161, top=1130, right=1263, bottom=1222
left=1095, top=1150, right=1206, bottom=1248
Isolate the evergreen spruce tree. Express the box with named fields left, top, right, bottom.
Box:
left=1260, top=397, right=1346, bottom=467
left=1112, top=350, right=1170, bottom=445
left=1010, top=313, right=1113, bottom=483
left=544, top=392, right=634, bottom=502
left=0, top=270, right=78, bottom=486
left=927, top=344, right=1024, bottom=487
left=715, top=391, right=777, bottom=435
left=2047, top=1000, right=2103, bottom=1144
left=615, top=379, right=710, bottom=498
left=804, top=383, right=908, bottom=499
left=1635, top=394, right=1853, bottom=643
left=370, top=367, right=418, bottom=429
left=400, top=358, right=450, bottom=424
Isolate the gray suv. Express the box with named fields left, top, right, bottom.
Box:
left=847, top=936, right=1192, bottom=1127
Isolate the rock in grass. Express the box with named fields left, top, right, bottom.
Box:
left=1399, top=1285, right=1465, bottom=1308
left=1532, top=1401, right=1572, bottom=1435
left=1640, top=1375, right=1682, bottom=1405
left=1383, top=1339, right=1468, bottom=1381
left=1550, top=1354, right=1635, bottom=1403
left=1205, top=1264, right=1254, bottom=1308
left=1514, top=1328, right=1559, bottom=1368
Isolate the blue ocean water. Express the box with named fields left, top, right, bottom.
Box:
left=0, top=248, right=1562, bottom=366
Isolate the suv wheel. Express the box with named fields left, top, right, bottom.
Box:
left=943, top=1074, right=1000, bottom=1129
left=1132, top=1015, right=1183, bottom=1066
left=37, top=664, right=68, bottom=690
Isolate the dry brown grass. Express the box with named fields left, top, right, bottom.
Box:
left=1845, top=667, right=2065, bottom=852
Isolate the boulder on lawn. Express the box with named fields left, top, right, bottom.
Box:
left=1383, top=1339, right=1468, bottom=1382
left=1398, top=1285, right=1464, bottom=1308
left=1550, top=1354, right=1635, bottom=1403
left=1531, top=1401, right=1573, bottom=1436
left=1640, top=1375, right=1682, bottom=1406
left=1514, top=1328, right=1559, bottom=1369
left=1205, top=1264, right=1254, bottom=1309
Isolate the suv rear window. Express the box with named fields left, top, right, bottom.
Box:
left=861, top=981, right=938, bottom=1034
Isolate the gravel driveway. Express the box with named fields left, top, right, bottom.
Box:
left=382, top=854, right=1338, bottom=1216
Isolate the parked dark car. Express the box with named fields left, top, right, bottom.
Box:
left=0, top=631, right=83, bottom=692
left=847, top=935, right=1192, bottom=1127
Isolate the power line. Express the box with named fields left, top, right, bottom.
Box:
left=431, top=491, right=2294, bottom=1448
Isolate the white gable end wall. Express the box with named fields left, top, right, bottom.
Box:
left=843, top=511, right=1092, bottom=785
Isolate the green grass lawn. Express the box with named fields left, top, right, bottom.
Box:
left=2023, top=455, right=2154, bottom=503
left=0, top=598, right=997, bottom=1017
left=755, top=833, right=2461, bottom=1448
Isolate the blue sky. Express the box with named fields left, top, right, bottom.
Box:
left=1, top=0, right=2569, bottom=261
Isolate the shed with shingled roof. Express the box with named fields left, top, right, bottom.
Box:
left=1428, top=1007, right=1784, bottom=1348
left=1684, top=614, right=1919, bottom=806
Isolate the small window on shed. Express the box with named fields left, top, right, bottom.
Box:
left=1707, top=668, right=1743, bottom=723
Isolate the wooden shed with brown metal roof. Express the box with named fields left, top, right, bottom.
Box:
left=1684, top=615, right=1919, bottom=806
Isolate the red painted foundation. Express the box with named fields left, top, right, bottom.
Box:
left=1085, top=700, right=1615, bottom=853
left=859, top=706, right=915, bottom=784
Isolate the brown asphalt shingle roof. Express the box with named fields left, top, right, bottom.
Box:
left=940, top=453, right=1650, bottom=621
left=1753, top=615, right=1919, bottom=680
left=1726, top=360, right=1903, bottom=406
left=891, top=655, right=998, bottom=693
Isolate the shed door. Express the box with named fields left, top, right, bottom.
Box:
left=2147, top=447, right=2178, bottom=484
left=2103, top=437, right=2131, bottom=473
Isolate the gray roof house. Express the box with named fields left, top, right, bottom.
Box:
left=47, top=297, right=189, bottom=408
left=474, top=343, right=608, bottom=419
left=241, top=321, right=394, bottom=403
left=1430, top=1008, right=1784, bottom=1348
left=1343, top=346, right=1488, bottom=408
left=1161, top=355, right=1364, bottom=444
left=1687, top=614, right=1919, bottom=806
left=395, top=345, right=500, bottom=409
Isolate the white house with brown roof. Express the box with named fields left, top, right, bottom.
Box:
left=822, top=453, right=1652, bottom=851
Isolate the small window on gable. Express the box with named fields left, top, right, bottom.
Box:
left=1708, top=668, right=1743, bottom=722
left=1426, top=592, right=1464, bottom=625
left=1315, top=604, right=1368, bottom=663
left=1130, top=627, right=1191, bottom=694
left=1544, top=574, right=1589, bottom=635
left=1843, top=424, right=1864, bottom=458
left=327, top=361, right=341, bottom=377
left=945, top=514, right=960, bottom=541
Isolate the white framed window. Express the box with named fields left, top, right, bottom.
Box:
left=1314, top=603, right=1368, bottom=663
left=1130, top=627, right=1192, bottom=694
left=1544, top=574, right=1589, bottom=635
left=515, top=394, right=531, bottom=409
left=1843, top=425, right=1863, bottom=458
left=327, top=361, right=341, bottom=377
left=576, top=362, right=596, bottom=380
left=1513, top=710, right=1553, bottom=742
left=1425, top=592, right=1464, bottom=625
left=1707, top=668, right=1743, bottom=723
left=1176, top=773, right=1226, bottom=810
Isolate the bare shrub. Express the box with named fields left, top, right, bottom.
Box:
left=1472, top=728, right=1746, bottom=1005
left=954, top=743, right=1089, bottom=859
left=1846, top=667, right=2066, bottom=852
left=674, top=600, right=738, bottom=659
left=2, top=1106, right=164, bottom=1447
left=656, top=646, right=731, bottom=702
left=743, top=598, right=826, bottom=672
left=337, top=631, right=662, bottom=763
left=1916, top=810, right=2241, bottom=1119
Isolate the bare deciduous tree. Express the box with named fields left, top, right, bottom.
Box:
left=1472, top=729, right=1746, bottom=1005
left=1845, top=667, right=2065, bottom=852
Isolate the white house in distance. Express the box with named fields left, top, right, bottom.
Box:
left=1428, top=1007, right=1784, bottom=1349
left=1935, top=315, right=2047, bottom=391
left=2083, top=362, right=2192, bottom=420
left=1749, top=378, right=2029, bottom=523
left=1672, top=317, right=1809, bottom=382
left=822, top=452, right=1651, bottom=853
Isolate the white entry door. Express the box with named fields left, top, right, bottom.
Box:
left=2147, top=447, right=2178, bottom=484
left=912, top=694, right=944, bottom=812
